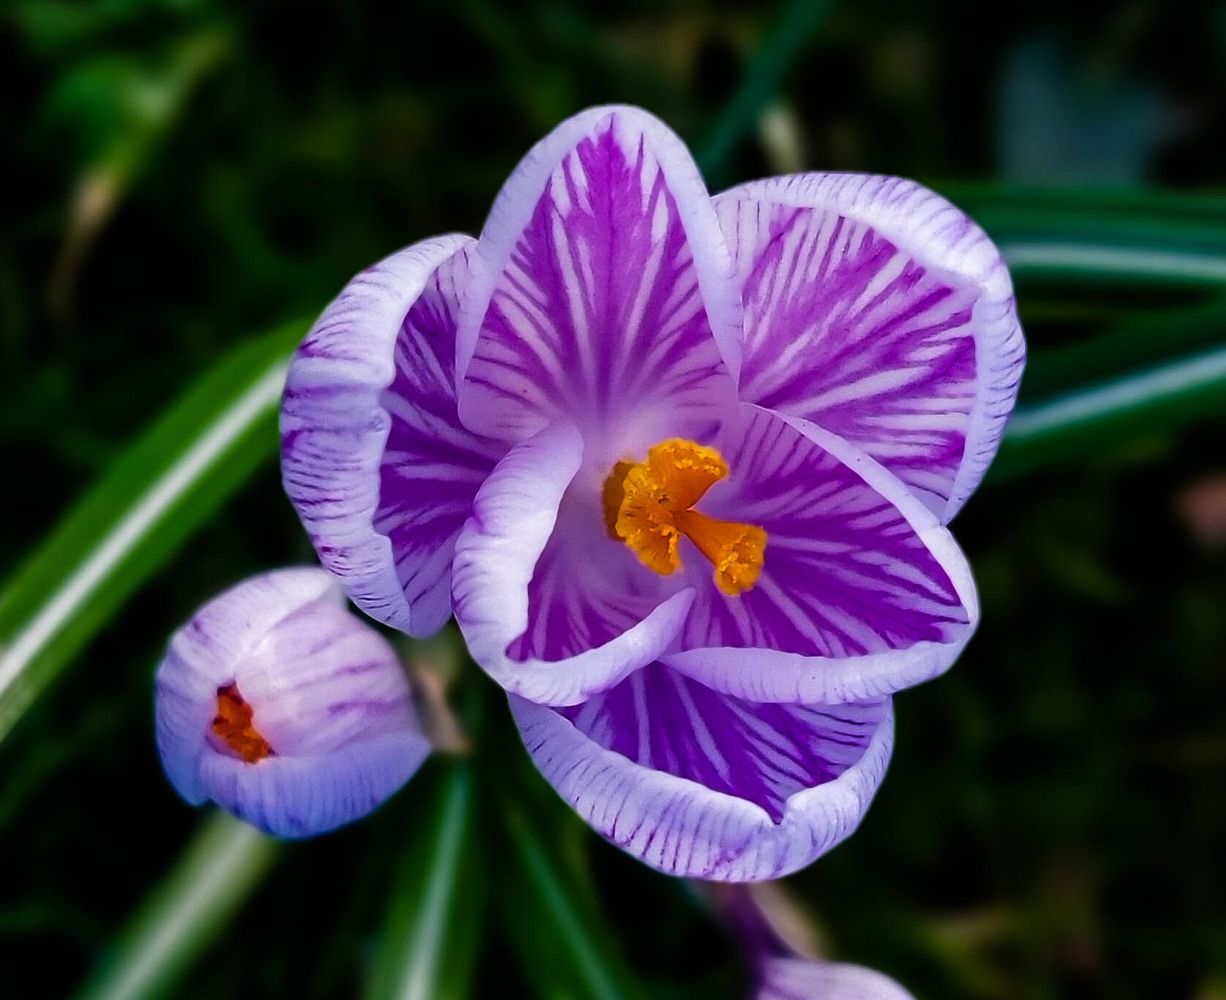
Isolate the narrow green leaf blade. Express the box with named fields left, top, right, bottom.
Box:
left=73, top=812, right=279, bottom=1000
left=993, top=342, right=1226, bottom=479
left=492, top=726, right=644, bottom=1000
left=936, top=182, right=1226, bottom=227
left=364, top=762, right=482, bottom=1000
left=500, top=804, right=642, bottom=1000
left=1018, top=297, right=1226, bottom=400
left=0, top=318, right=307, bottom=744
left=1000, top=239, right=1226, bottom=291
left=698, top=0, right=834, bottom=185
left=934, top=184, right=1226, bottom=292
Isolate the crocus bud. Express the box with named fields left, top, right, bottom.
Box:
left=757, top=957, right=915, bottom=1000
left=155, top=568, right=430, bottom=837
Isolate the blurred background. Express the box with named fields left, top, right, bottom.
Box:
left=2, top=1, right=1225, bottom=997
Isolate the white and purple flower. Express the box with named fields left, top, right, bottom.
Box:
left=280, top=106, right=1024, bottom=879
left=154, top=568, right=430, bottom=837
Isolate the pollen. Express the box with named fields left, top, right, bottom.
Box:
left=603, top=438, right=767, bottom=596
left=212, top=682, right=274, bottom=763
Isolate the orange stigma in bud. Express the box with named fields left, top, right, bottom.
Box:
left=212, top=682, right=274, bottom=763
left=603, top=438, right=766, bottom=596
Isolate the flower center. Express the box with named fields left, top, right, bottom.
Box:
left=212, top=682, right=274, bottom=763
left=602, top=438, right=766, bottom=596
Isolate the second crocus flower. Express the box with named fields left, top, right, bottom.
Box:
left=155, top=568, right=430, bottom=837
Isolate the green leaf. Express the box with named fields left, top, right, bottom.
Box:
left=936, top=183, right=1226, bottom=224
left=698, top=0, right=834, bottom=185
left=0, top=318, right=307, bottom=745
left=1000, top=239, right=1226, bottom=292
left=993, top=341, right=1226, bottom=480
left=935, top=184, right=1226, bottom=293
left=1019, top=296, right=1226, bottom=400
left=364, top=762, right=482, bottom=1000
left=43, top=27, right=232, bottom=319
left=72, top=812, right=279, bottom=1000
left=492, top=729, right=644, bottom=1000
left=499, top=804, right=643, bottom=1000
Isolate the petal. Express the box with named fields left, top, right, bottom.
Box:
left=757, top=957, right=915, bottom=1000
left=197, top=731, right=427, bottom=839
left=227, top=592, right=418, bottom=759
left=282, top=235, right=505, bottom=637
left=451, top=421, right=694, bottom=705
left=667, top=405, right=978, bottom=703
left=511, top=666, right=893, bottom=881
left=714, top=174, right=1025, bottom=523
left=154, top=568, right=430, bottom=837
left=457, top=104, right=742, bottom=446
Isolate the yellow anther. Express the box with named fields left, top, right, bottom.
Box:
left=603, top=438, right=766, bottom=596
left=212, top=682, right=275, bottom=763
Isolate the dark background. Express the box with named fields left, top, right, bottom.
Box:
left=2, top=1, right=1225, bottom=997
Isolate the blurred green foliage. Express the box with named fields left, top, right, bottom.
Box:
left=2, top=0, right=1225, bottom=997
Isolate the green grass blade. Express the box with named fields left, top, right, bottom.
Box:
left=1018, top=297, right=1226, bottom=399
left=500, top=801, right=642, bottom=1000
left=491, top=719, right=644, bottom=1000
left=73, top=813, right=278, bottom=1000
left=1000, top=239, right=1226, bottom=290
left=364, top=763, right=482, bottom=1000
left=0, top=318, right=307, bottom=744
left=936, top=183, right=1226, bottom=224
left=993, top=342, right=1226, bottom=479
left=698, top=0, right=835, bottom=185
left=933, top=184, right=1226, bottom=292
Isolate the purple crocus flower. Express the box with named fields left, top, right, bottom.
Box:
left=281, top=106, right=1023, bottom=878
left=155, top=568, right=430, bottom=837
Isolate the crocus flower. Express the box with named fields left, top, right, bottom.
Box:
left=155, top=568, right=430, bottom=837
left=282, top=106, right=1023, bottom=878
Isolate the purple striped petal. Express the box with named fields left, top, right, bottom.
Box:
left=456, top=105, right=742, bottom=449
left=667, top=405, right=977, bottom=703
left=714, top=174, right=1025, bottom=523
left=758, top=957, right=915, bottom=1000
left=451, top=422, right=694, bottom=705
left=282, top=236, right=506, bottom=637
left=511, top=666, right=892, bottom=881
left=155, top=568, right=430, bottom=838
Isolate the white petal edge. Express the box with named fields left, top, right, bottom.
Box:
left=281, top=233, right=473, bottom=636
left=456, top=104, right=744, bottom=395
left=451, top=421, right=694, bottom=706
left=715, top=173, right=1025, bottom=523
left=664, top=410, right=980, bottom=705
left=510, top=693, right=894, bottom=881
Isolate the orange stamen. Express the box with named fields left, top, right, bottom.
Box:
left=603, top=438, right=767, bottom=596
left=212, top=682, right=274, bottom=763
